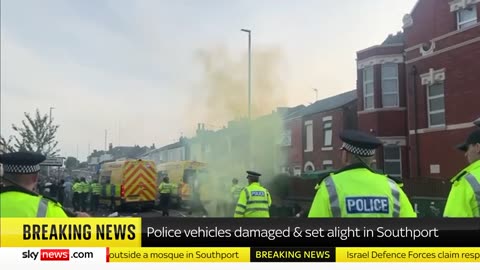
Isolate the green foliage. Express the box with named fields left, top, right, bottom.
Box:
left=65, top=156, right=80, bottom=171
left=10, top=109, right=60, bottom=156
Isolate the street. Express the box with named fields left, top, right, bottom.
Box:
left=92, top=208, right=191, bottom=218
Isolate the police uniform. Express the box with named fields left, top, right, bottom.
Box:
left=308, top=130, right=416, bottom=218
left=0, top=152, right=69, bottom=218
left=443, top=129, right=480, bottom=217
left=234, top=171, right=272, bottom=218
left=158, top=178, right=174, bottom=216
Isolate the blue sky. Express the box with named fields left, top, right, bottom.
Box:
left=1, top=0, right=417, bottom=161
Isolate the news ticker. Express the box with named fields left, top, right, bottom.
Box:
left=2, top=247, right=480, bottom=263
left=1, top=218, right=480, bottom=248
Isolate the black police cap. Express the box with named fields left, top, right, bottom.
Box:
left=456, top=129, right=480, bottom=152
left=339, top=129, right=382, bottom=157
left=0, top=151, right=46, bottom=174
left=246, top=171, right=261, bottom=180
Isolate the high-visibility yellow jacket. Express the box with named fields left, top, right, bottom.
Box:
left=0, top=187, right=68, bottom=218
left=443, top=160, right=480, bottom=217
left=158, top=182, right=174, bottom=194
left=234, top=182, right=271, bottom=218
left=72, top=182, right=81, bottom=193
left=90, top=182, right=102, bottom=195
left=308, top=163, right=416, bottom=218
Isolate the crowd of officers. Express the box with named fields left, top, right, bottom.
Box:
left=1, top=126, right=479, bottom=218
left=171, top=127, right=480, bottom=219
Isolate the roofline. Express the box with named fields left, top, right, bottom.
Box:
left=283, top=91, right=358, bottom=120
left=409, top=0, right=421, bottom=15
left=300, top=99, right=357, bottom=118
left=356, top=43, right=404, bottom=55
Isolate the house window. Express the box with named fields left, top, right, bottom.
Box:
left=381, top=63, right=399, bottom=107
left=384, top=146, right=402, bottom=177
left=305, top=121, right=313, bottom=152
left=363, top=66, right=374, bottom=110
left=457, top=6, right=477, bottom=30
left=323, top=120, right=332, bottom=147
left=281, top=129, right=292, bottom=146
left=427, top=83, right=446, bottom=127
left=323, top=160, right=333, bottom=170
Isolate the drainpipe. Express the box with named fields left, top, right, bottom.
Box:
left=410, top=65, right=420, bottom=177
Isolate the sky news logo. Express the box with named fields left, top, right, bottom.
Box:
left=22, top=249, right=94, bottom=261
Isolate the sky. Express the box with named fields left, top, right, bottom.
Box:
left=0, top=0, right=417, bottom=162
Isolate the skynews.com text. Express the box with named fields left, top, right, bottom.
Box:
left=22, top=249, right=94, bottom=261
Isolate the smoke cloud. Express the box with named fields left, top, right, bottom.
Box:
left=186, top=45, right=290, bottom=216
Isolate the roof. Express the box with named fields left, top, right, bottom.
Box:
left=286, top=90, right=357, bottom=119
left=382, top=32, right=404, bottom=45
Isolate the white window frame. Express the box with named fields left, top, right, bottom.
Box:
left=304, top=161, right=315, bottom=172
left=381, top=63, right=399, bottom=108
left=323, top=120, right=333, bottom=147
left=363, top=66, right=374, bottom=110
left=304, top=121, right=313, bottom=152
left=427, top=83, right=446, bottom=128
left=457, top=6, right=478, bottom=30
left=383, top=145, right=402, bottom=178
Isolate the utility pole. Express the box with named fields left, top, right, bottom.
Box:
left=105, top=130, right=107, bottom=151
left=49, top=107, right=55, bottom=122
left=241, top=28, right=253, bottom=169
left=241, top=29, right=252, bottom=120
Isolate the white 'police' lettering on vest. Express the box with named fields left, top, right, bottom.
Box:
left=251, top=191, right=265, bottom=196
left=345, top=196, right=389, bottom=214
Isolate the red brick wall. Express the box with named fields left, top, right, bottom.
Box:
left=406, top=41, right=480, bottom=130
left=358, top=110, right=408, bottom=137
left=409, top=127, right=476, bottom=180
left=405, top=0, right=458, bottom=48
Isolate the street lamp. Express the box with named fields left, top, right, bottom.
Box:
left=313, top=88, right=318, bottom=101
left=241, top=29, right=251, bottom=120
left=49, top=107, right=55, bottom=122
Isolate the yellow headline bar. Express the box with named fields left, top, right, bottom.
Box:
left=108, top=248, right=250, bottom=263
left=0, top=218, right=141, bottom=247
left=336, top=248, right=480, bottom=263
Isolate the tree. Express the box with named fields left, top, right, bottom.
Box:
left=10, top=109, right=60, bottom=156
left=65, top=156, right=80, bottom=171
left=0, top=135, right=15, bottom=153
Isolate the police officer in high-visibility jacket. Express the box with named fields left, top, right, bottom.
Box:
left=308, top=130, right=416, bottom=218
left=444, top=129, right=480, bottom=217
left=90, top=179, right=102, bottom=212
left=72, top=179, right=81, bottom=211
left=158, top=177, right=174, bottom=216
left=234, top=171, right=272, bottom=218
left=230, top=178, right=243, bottom=216
left=0, top=152, right=89, bottom=218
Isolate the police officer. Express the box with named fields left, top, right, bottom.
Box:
left=0, top=151, right=89, bottom=217
left=443, top=129, right=480, bottom=217
left=158, top=177, right=173, bottom=216
left=234, top=171, right=272, bottom=218
left=90, top=179, right=102, bottom=212
left=72, top=178, right=81, bottom=211
left=230, top=178, right=243, bottom=216
left=308, top=130, right=416, bottom=218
